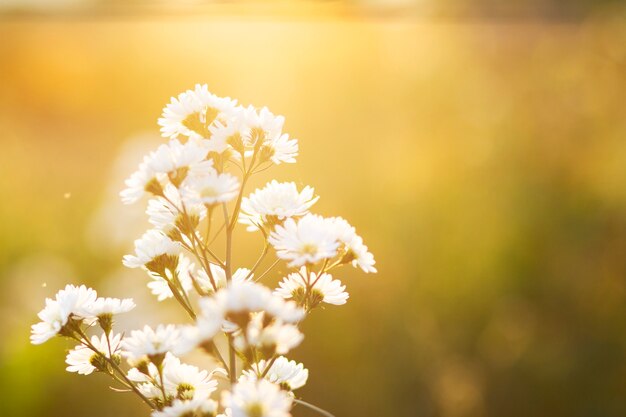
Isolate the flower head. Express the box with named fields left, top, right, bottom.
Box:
left=269, top=214, right=339, bottom=267
left=260, top=133, right=298, bottom=165
left=240, top=181, right=317, bottom=231
left=241, top=357, right=308, bottom=391
left=66, top=333, right=123, bottom=375
left=222, top=379, right=292, bottom=417
left=30, top=285, right=98, bottom=345
left=152, top=398, right=218, bottom=417
left=182, top=171, right=240, bottom=206
left=147, top=254, right=195, bottom=302
left=123, top=325, right=183, bottom=362
left=275, top=267, right=348, bottom=309
left=239, top=106, right=285, bottom=147
left=331, top=217, right=377, bottom=273
left=163, top=355, right=218, bottom=400
left=158, top=84, right=237, bottom=140
left=80, top=297, right=136, bottom=318
left=147, top=184, right=207, bottom=235
left=235, top=313, right=304, bottom=358
left=123, top=229, right=181, bottom=272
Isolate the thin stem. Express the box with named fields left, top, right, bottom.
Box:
left=293, top=399, right=336, bottom=417
left=209, top=341, right=228, bottom=372
left=228, top=334, right=236, bottom=385
left=255, top=258, right=280, bottom=282
left=324, top=258, right=343, bottom=272
left=223, top=204, right=232, bottom=282
left=157, top=364, right=168, bottom=404
left=204, top=206, right=213, bottom=243
left=165, top=278, right=196, bottom=320
left=208, top=221, right=226, bottom=245
left=246, top=242, right=269, bottom=280
left=171, top=272, right=195, bottom=317
left=260, top=355, right=278, bottom=379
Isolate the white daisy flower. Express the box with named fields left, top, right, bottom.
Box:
left=158, top=84, right=237, bottom=140
left=123, top=229, right=181, bottom=271
left=268, top=214, right=339, bottom=267
left=255, top=321, right=303, bottom=356
left=217, top=282, right=304, bottom=324
left=239, top=105, right=285, bottom=147
left=275, top=267, right=348, bottom=308
left=79, top=297, right=136, bottom=317
left=147, top=139, right=213, bottom=182
left=120, top=159, right=159, bottom=205
left=147, top=254, right=195, bottom=302
left=222, top=379, right=292, bottom=417
left=66, top=332, right=123, bottom=375
left=163, top=355, right=218, bottom=400
left=261, top=133, right=298, bottom=165
left=207, top=119, right=243, bottom=154
left=195, top=264, right=252, bottom=293
left=147, top=184, right=207, bottom=233
left=127, top=359, right=163, bottom=399
left=239, top=181, right=318, bottom=231
left=152, top=397, right=218, bottom=417
left=236, top=314, right=303, bottom=356
left=30, top=285, right=98, bottom=345
left=331, top=217, right=377, bottom=273
left=123, top=324, right=183, bottom=361
left=120, top=140, right=212, bottom=205
left=242, top=356, right=308, bottom=391
left=182, top=170, right=239, bottom=206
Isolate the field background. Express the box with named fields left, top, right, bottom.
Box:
left=1, top=1, right=625, bottom=416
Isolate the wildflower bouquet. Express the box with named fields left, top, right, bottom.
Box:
left=31, top=85, right=376, bottom=417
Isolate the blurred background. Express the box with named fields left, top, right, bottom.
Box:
left=1, top=1, right=626, bottom=416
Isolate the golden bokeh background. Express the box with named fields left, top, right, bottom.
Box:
left=1, top=1, right=626, bottom=416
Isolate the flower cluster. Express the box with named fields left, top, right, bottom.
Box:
left=31, top=85, right=376, bottom=417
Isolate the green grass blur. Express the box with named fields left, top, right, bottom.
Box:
left=1, top=3, right=626, bottom=417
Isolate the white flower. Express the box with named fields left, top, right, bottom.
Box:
left=120, top=159, right=158, bottom=205
left=146, top=140, right=212, bottom=179
left=30, top=285, right=98, bottom=345
left=128, top=354, right=220, bottom=405
left=147, top=254, right=195, bottom=301
left=269, top=214, right=339, bottom=267
left=241, top=357, right=308, bottom=391
left=276, top=267, right=348, bottom=308
left=163, top=355, right=218, bottom=400
left=236, top=314, right=303, bottom=356
left=66, top=333, right=123, bottom=375
left=239, top=181, right=318, bottom=231
left=182, top=170, right=239, bottom=206
left=239, top=106, right=284, bottom=146
left=195, top=264, right=252, bottom=293
left=152, top=398, right=218, bottom=417
left=262, top=133, right=298, bottom=165
left=120, top=140, right=212, bottom=205
left=127, top=360, right=163, bottom=399
left=123, top=229, right=181, bottom=270
left=222, top=379, right=292, bottom=417
left=147, top=184, right=207, bottom=233
left=331, top=217, right=377, bottom=273
left=254, top=321, right=303, bottom=355
left=218, top=282, right=304, bottom=324
left=158, top=84, right=237, bottom=140
left=79, top=297, right=136, bottom=319
left=123, top=324, right=183, bottom=360
left=207, top=119, right=242, bottom=154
